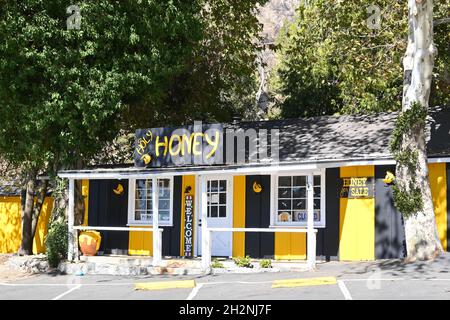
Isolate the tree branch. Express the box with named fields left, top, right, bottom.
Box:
left=434, top=18, right=450, bottom=26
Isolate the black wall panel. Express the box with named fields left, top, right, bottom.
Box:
left=375, top=165, right=406, bottom=259
left=316, top=168, right=340, bottom=261
left=245, top=175, right=274, bottom=258
left=161, top=176, right=182, bottom=256
left=88, top=179, right=129, bottom=255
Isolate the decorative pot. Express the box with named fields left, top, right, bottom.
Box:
left=79, top=231, right=102, bottom=256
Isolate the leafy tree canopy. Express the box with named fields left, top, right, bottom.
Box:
left=271, top=0, right=449, bottom=118
left=0, top=0, right=203, bottom=173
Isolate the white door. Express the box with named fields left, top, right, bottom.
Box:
left=197, top=176, right=233, bottom=257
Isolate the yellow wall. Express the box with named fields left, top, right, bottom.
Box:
left=128, top=226, right=153, bottom=256
left=82, top=180, right=89, bottom=226
left=429, top=163, right=447, bottom=251
left=0, top=196, right=53, bottom=254
left=180, top=175, right=196, bottom=256
left=275, top=233, right=306, bottom=260
left=339, top=166, right=375, bottom=261
left=232, top=176, right=246, bottom=257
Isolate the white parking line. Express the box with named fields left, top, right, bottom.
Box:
left=52, top=285, right=82, bottom=300
left=186, top=283, right=204, bottom=300
left=337, top=280, right=352, bottom=300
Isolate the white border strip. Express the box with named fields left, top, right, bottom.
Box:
left=337, top=280, right=352, bottom=300
left=52, top=284, right=81, bottom=300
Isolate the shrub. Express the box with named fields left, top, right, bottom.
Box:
left=45, top=221, right=68, bottom=268
left=211, top=258, right=224, bottom=268
left=259, top=259, right=272, bottom=268
left=233, top=256, right=253, bottom=268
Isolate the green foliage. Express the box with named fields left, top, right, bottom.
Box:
left=390, top=102, right=427, bottom=217
left=390, top=102, right=428, bottom=153
left=233, top=255, right=253, bottom=268
left=211, top=258, right=225, bottom=268
left=45, top=220, right=68, bottom=267
left=259, top=259, right=272, bottom=268
left=271, top=0, right=449, bottom=118
left=392, top=183, right=423, bottom=218
left=0, top=1, right=203, bottom=173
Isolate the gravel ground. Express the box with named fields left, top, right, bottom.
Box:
left=0, top=254, right=35, bottom=283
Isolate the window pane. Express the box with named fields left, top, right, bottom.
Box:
left=278, top=199, right=291, bottom=210
left=159, top=211, right=170, bottom=222
left=146, top=200, right=152, bottom=211
left=278, top=176, right=291, bottom=186
left=136, top=189, right=146, bottom=200
left=277, top=211, right=292, bottom=222
left=159, top=179, right=169, bottom=188
left=278, top=188, right=291, bottom=198
left=219, top=180, right=226, bottom=192
left=292, top=211, right=306, bottom=222
left=314, top=187, right=321, bottom=198
left=135, top=199, right=146, bottom=211
left=159, top=188, right=170, bottom=198
left=135, top=211, right=142, bottom=221
left=159, top=199, right=170, bottom=210
left=211, top=180, right=218, bottom=192
left=136, top=179, right=146, bottom=189
left=210, top=206, right=218, bottom=218
left=293, top=176, right=306, bottom=187
left=209, top=193, right=219, bottom=204
left=293, top=199, right=306, bottom=210
left=314, top=199, right=321, bottom=209
left=219, top=206, right=226, bottom=218
left=314, top=175, right=321, bottom=186
left=293, top=187, right=306, bottom=198
left=219, top=193, right=226, bottom=205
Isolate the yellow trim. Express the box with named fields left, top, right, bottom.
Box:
left=82, top=180, right=89, bottom=226
left=272, top=277, right=337, bottom=288
left=135, top=280, right=196, bottom=291
left=429, top=163, right=447, bottom=250
left=275, top=233, right=306, bottom=260
left=180, top=175, right=196, bottom=256
left=232, top=176, right=246, bottom=257
left=128, top=226, right=153, bottom=256
left=339, top=166, right=375, bottom=261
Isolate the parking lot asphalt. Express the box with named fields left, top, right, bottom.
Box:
left=1, top=253, right=450, bottom=300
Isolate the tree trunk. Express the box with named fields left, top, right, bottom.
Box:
left=18, top=170, right=37, bottom=255
left=31, top=179, right=49, bottom=241
left=398, top=0, right=443, bottom=261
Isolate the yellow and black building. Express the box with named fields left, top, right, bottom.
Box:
left=2, top=107, right=450, bottom=261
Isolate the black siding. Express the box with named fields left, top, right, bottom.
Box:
left=316, top=168, right=340, bottom=261
left=161, top=176, right=182, bottom=256
left=245, top=175, right=274, bottom=258
left=375, top=165, right=406, bottom=259
left=88, top=180, right=129, bottom=255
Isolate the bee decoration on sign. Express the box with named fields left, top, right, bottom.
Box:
left=382, top=171, right=395, bottom=185
left=253, top=181, right=262, bottom=193
left=142, top=154, right=152, bottom=165
left=113, top=183, right=124, bottom=196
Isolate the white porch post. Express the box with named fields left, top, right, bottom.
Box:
left=200, top=175, right=211, bottom=272
left=152, top=178, right=162, bottom=266
left=67, top=178, right=77, bottom=262
left=306, top=174, right=316, bottom=269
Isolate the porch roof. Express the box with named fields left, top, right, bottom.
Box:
left=58, top=106, right=450, bottom=179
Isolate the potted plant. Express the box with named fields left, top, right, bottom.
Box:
left=78, top=230, right=102, bottom=256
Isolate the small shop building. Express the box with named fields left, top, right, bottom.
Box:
left=7, top=107, right=450, bottom=265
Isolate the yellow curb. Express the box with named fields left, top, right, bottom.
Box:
left=272, top=277, right=337, bottom=288
left=134, top=280, right=196, bottom=291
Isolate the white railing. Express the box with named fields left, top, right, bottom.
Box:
left=73, top=226, right=163, bottom=266
left=202, top=227, right=318, bottom=272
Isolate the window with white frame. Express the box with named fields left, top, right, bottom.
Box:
left=275, top=173, right=325, bottom=227
left=128, top=178, right=173, bottom=226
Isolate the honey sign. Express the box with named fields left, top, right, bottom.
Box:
left=339, top=177, right=374, bottom=199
